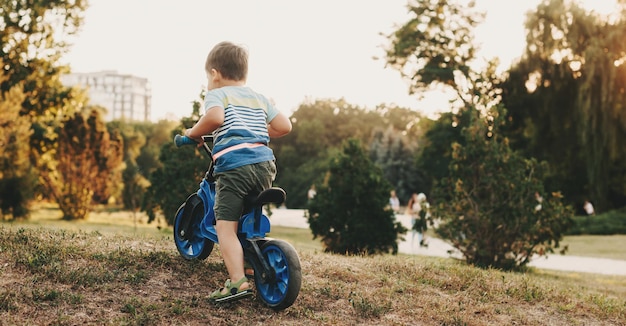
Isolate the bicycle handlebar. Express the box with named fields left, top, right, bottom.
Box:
left=174, top=134, right=197, bottom=147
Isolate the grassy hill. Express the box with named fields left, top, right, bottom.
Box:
left=0, top=208, right=625, bottom=325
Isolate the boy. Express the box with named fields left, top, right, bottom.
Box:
left=184, top=41, right=292, bottom=302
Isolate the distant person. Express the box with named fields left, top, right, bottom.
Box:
left=583, top=200, right=595, bottom=216
left=184, top=41, right=292, bottom=302
left=406, top=192, right=430, bottom=248
left=307, top=184, right=317, bottom=202
left=534, top=192, right=543, bottom=211
left=389, top=190, right=400, bottom=214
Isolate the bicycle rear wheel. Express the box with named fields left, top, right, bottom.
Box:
left=254, top=239, right=302, bottom=310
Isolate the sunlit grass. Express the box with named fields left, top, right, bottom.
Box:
left=1, top=206, right=625, bottom=325
left=562, top=234, right=626, bottom=260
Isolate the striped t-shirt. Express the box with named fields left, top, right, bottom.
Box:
left=203, top=86, right=279, bottom=173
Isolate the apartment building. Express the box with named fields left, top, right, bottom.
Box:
left=61, top=70, right=152, bottom=122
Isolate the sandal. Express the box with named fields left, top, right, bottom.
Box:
left=209, top=277, right=253, bottom=303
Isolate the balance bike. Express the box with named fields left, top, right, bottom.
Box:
left=172, top=135, right=301, bottom=311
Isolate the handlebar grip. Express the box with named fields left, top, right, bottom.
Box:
left=174, top=134, right=197, bottom=147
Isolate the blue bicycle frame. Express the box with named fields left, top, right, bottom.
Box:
left=195, top=177, right=272, bottom=243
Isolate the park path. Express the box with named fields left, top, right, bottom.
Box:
left=268, top=208, right=626, bottom=277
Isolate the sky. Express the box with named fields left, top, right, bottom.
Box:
left=61, top=0, right=615, bottom=121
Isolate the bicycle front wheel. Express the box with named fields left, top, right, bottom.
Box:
left=173, top=196, right=213, bottom=260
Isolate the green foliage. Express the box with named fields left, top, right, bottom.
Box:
left=273, top=99, right=382, bottom=208
left=1, top=0, right=87, bottom=128
left=415, top=112, right=470, bottom=194
left=121, top=160, right=150, bottom=213
left=108, top=119, right=177, bottom=211
left=383, top=0, right=484, bottom=102
left=566, top=208, right=626, bottom=235
left=1, top=0, right=86, bottom=109
left=307, top=138, right=407, bottom=255
left=273, top=99, right=429, bottom=208
left=382, top=0, right=502, bottom=205
left=1, top=0, right=88, bottom=217
left=143, top=130, right=209, bottom=224
left=142, top=98, right=207, bottom=224
left=501, top=0, right=626, bottom=211
left=369, top=126, right=424, bottom=202
left=0, top=73, right=34, bottom=219
left=91, top=108, right=124, bottom=204
left=433, top=106, right=574, bottom=270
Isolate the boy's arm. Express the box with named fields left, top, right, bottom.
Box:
left=268, top=111, right=292, bottom=138
left=185, top=106, right=225, bottom=141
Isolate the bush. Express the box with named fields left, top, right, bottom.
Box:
left=307, top=139, right=407, bottom=255
left=433, top=107, right=574, bottom=270
left=566, top=207, right=626, bottom=235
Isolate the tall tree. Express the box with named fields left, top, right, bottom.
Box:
left=1, top=0, right=88, bottom=212
left=1, top=0, right=86, bottom=101
left=383, top=0, right=486, bottom=110
left=502, top=0, right=626, bottom=211
left=383, top=0, right=503, bottom=204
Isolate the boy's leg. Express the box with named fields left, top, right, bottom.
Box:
left=215, top=220, right=250, bottom=293
left=212, top=161, right=276, bottom=296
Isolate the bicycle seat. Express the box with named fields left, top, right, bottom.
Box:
left=245, top=187, right=286, bottom=207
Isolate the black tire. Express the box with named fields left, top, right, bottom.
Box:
left=173, top=196, right=214, bottom=260
left=254, top=240, right=302, bottom=310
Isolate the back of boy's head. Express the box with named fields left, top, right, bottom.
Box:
left=205, top=41, right=248, bottom=81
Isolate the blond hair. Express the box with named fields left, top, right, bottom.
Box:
left=205, top=41, right=248, bottom=81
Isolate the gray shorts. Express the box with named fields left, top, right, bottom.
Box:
left=213, top=161, right=276, bottom=222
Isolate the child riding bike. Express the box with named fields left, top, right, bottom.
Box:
left=184, top=41, right=292, bottom=302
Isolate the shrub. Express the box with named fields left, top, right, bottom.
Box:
left=307, top=139, right=407, bottom=255
left=433, top=107, right=574, bottom=270
left=566, top=207, right=626, bottom=235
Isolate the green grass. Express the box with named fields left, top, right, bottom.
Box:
left=16, top=203, right=626, bottom=261
left=268, top=225, right=323, bottom=252
left=561, top=235, right=626, bottom=260
left=1, top=206, right=625, bottom=325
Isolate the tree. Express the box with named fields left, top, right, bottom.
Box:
left=40, top=109, right=123, bottom=220
left=307, top=139, right=407, bottom=255
left=501, top=0, right=626, bottom=211
left=383, top=0, right=575, bottom=269
left=272, top=99, right=424, bottom=208
left=109, top=119, right=178, bottom=211
left=143, top=98, right=210, bottom=224
left=369, top=126, right=423, bottom=202
left=1, top=0, right=88, bottom=214
left=383, top=0, right=501, bottom=203
left=143, top=133, right=209, bottom=225
left=433, top=106, right=573, bottom=270
left=0, top=74, right=34, bottom=219
left=383, top=0, right=486, bottom=109
left=1, top=0, right=86, bottom=110
left=91, top=108, right=124, bottom=204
